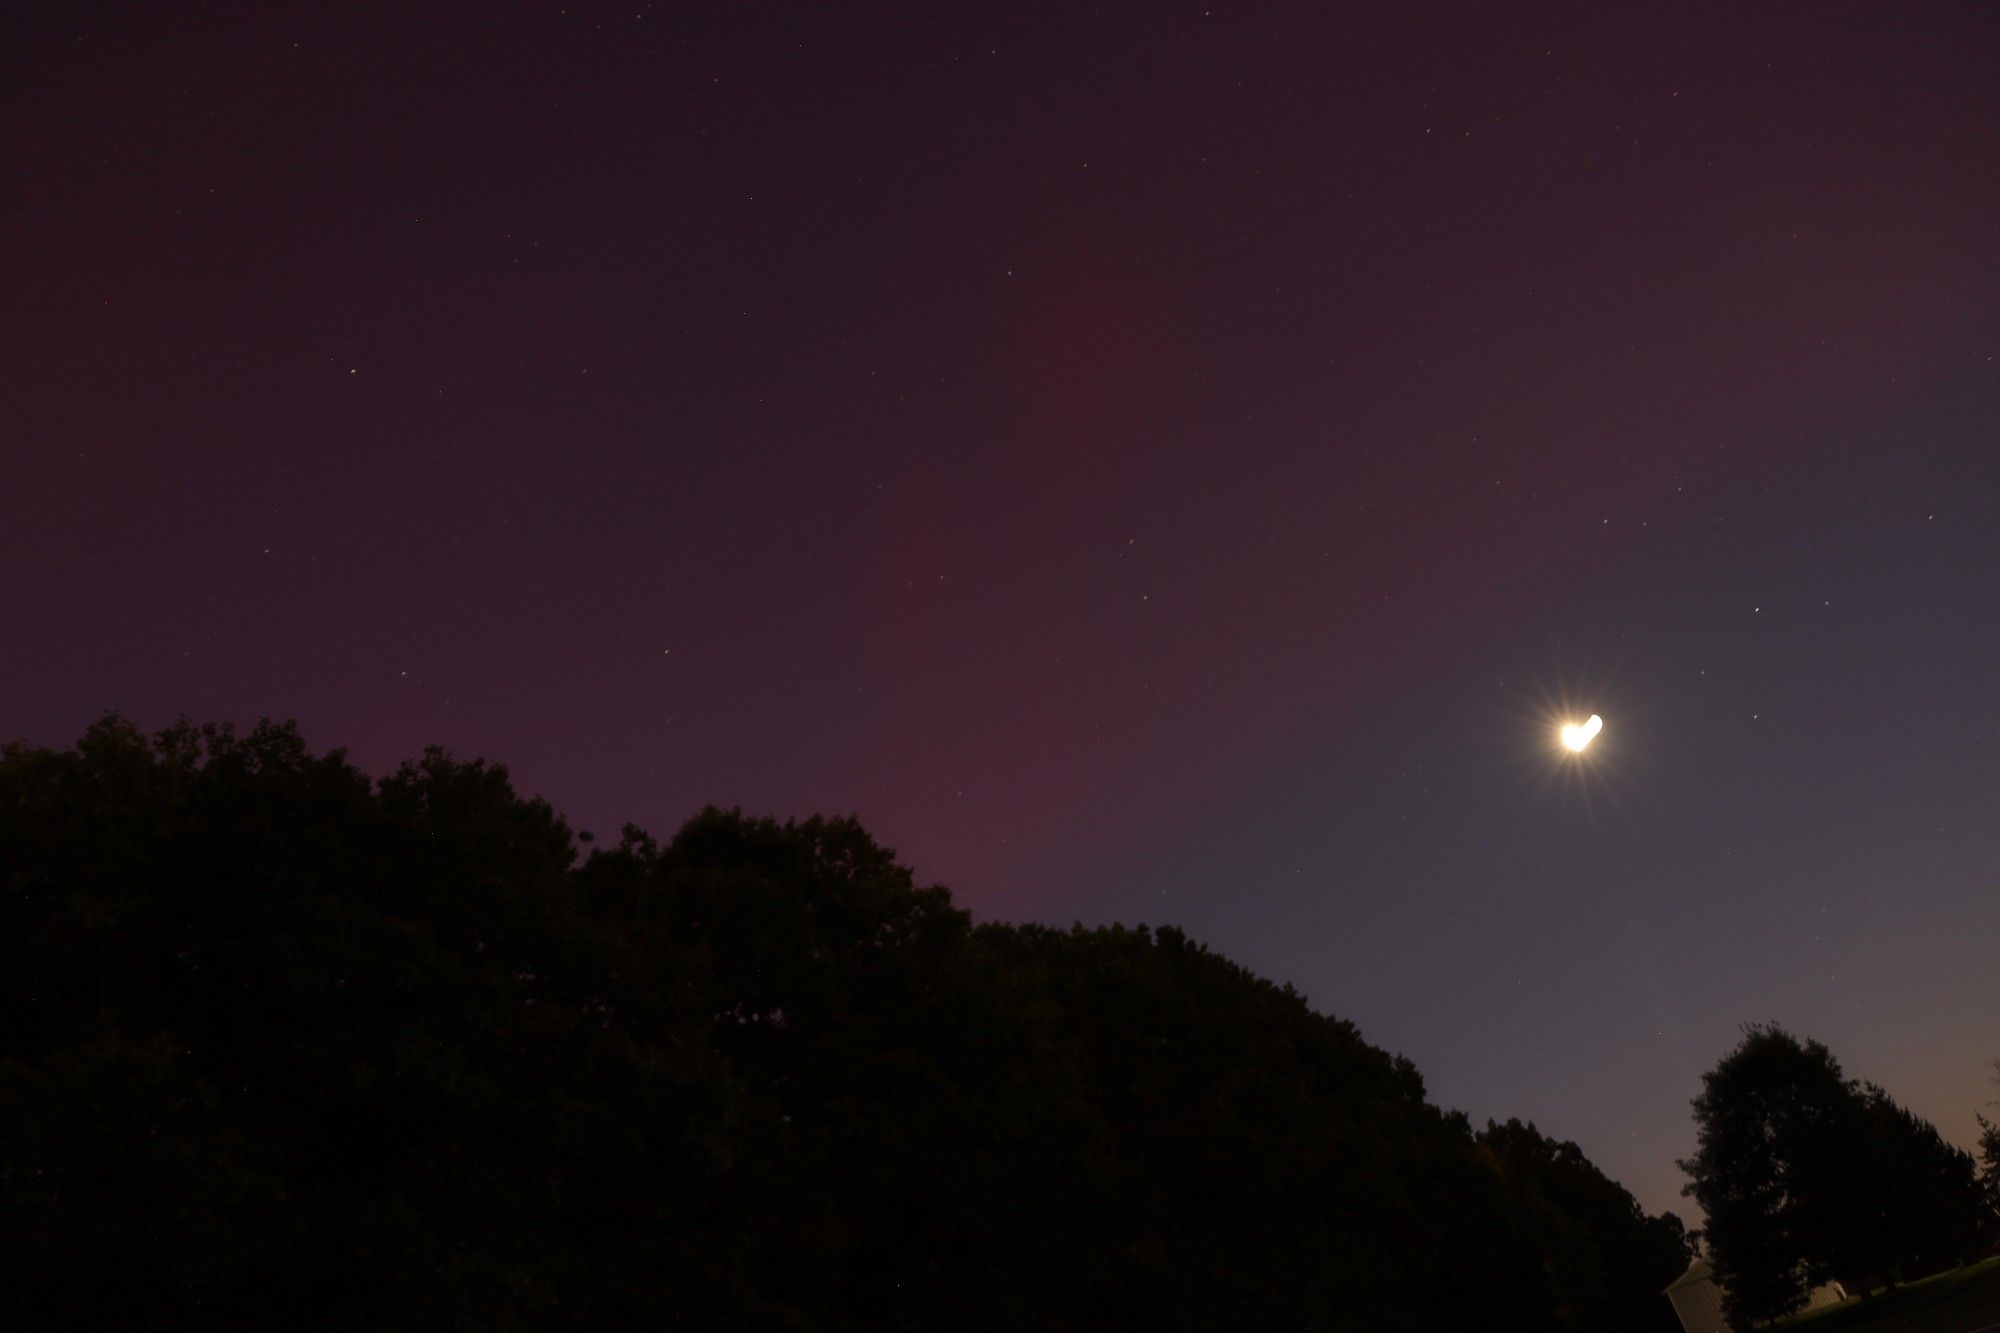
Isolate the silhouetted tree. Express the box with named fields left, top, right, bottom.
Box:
left=1976, top=1060, right=2000, bottom=1223
left=1, top=716, right=1690, bottom=1330
left=1681, top=1025, right=1987, bottom=1327
left=1478, top=1119, right=1693, bottom=1332
left=1979, top=1116, right=2000, bottom=1214
left=1854, top=1084, right=1986, bottom=1275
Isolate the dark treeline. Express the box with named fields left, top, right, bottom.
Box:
left=2, top=719, right=1689, bottom=1330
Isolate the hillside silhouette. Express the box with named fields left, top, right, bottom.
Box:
left=1, top=718, right=1689, bottom=1330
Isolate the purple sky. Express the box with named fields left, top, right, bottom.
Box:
left=6, top=0, right=1999, bottom=1217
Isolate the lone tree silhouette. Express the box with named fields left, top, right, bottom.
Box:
left=1681, top=1024, right=1987, bottom=1326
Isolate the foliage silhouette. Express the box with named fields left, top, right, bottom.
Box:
left=2, top=717, right=1689, bottom=1330
left=1477, top=1119, right=1690, bottom=1332
left=1979, top=1060, right=2000, bottom=1220
left=1680, top=1025, right=1988, bottom=1327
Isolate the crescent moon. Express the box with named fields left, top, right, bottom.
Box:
left=1560, top=714, right=1603, bottom=752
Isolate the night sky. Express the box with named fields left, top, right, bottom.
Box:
left=7, top=1, right=1998, bottom=1218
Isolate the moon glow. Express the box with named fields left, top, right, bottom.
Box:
left=1560, top=714, right=1603, bottom=753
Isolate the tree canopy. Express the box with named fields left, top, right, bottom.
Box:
left=2, top=717, right=1689, bottom=1330
left=1679, top=1025, right=1990, bottom=1326
left=1975, top=1061, right=2000, bottom=1229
